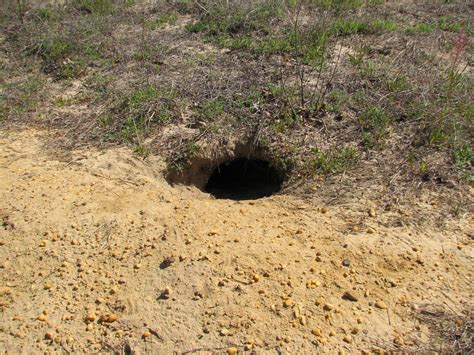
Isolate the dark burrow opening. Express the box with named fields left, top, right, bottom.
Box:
left=205, top=158, right=283, bottom=200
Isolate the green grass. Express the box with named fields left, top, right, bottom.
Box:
left=310, top=147, right=359, bottom=174
left=129, top=86, right=159, bottom=107
left=454, top=144, right=473, bottom=180
left=145, top=13, right=178, bottom=30
left=332, top=19, right=371, bottom=36
left=70, top=0, right=115, bottom=15
left=405, top=22, right=436, bottom=34
left=359, top=106, right=391, bottom=148
left=198, top=99, right=225, bottom=120
left=299, top=0, right=368, bottom=10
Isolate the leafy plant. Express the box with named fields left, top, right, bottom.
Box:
left=310, top=147, right=359, bottom=174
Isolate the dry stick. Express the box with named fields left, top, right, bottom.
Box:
left=317, top=44, right=343, bottom=111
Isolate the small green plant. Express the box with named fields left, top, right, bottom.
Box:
left=134, top=144, right=151, bottom=158
left=71, top=0, right=114, bottom=15
left=371, top=19, right=397, bottom=32
left=332, top=19, right=370, bottom=36
left=438, top=17, right=462, bottom=32
left=359, top=106, right=391, bottom=147
left=145, top=13, right=178, bottom=30
left=405, top=22, right=435, bottom=34
left=387, top=75, right=409, bottom=92
left=454, top=144, right=473, bottom=177
left=198, top=99, right=225, bottom=120
left=310, top=147, right=359, bottom=174
left=169, top=142, right=201, bottom=173
left=129, top=86, right=158, bottom=107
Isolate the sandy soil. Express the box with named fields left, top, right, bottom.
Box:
left=0, top=129, right=472, bottom=354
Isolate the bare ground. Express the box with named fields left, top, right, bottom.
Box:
left=0, top=128, right=472, bottom=353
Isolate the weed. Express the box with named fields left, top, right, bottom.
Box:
left=310, top=147, right=359, bottom=174
left=454, top=145, right=473, bottom=181
left=169, top=142, right=201, bottom=173
left=70, top=0, right=115, bottom=15
left=133, top=144, right=151, bottom=158
left=332, top=19, right=370, bottom=36
left=371, top=19, right=397, bottom=32
left=359, top=106, right=391, bottom=147
left=438, top=17, right=462, bottom=32
left=405, top=22, right=435, bottom=34
left=326, top=90, right=348, bottom=114
left=387, top=75, right=409, bottom=92
left=145, top=13, right=178, bottom=30
left=129, top=86, right=159, bottom=107
left=198, top=99, right=225, bottom=120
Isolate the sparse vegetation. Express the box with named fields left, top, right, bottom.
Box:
left=309, top=147, right=359, bottom=174
left=1, top=0, right=472, bottom=193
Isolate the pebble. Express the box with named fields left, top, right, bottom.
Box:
left=375, top=301, right=388, bottom=309
left=323, top=303, right=334, bottom=311
left=142, top=331, right=151, bottom=338
left=321, top=207, right=329, bottom=214
left=85, top=313, right=96, bottom=322
left=393, top=336, right=404, bottom=346
left=342, top=291, right=358, bottom=302
left=253, top=274, right=261, bottom=282
left=367, top=228, right=375, bottom=234
left=99, top=313, right=118, bottom=323
left=227, top=347, right=238, bottom=355
left=343, top=335, right=352, bottom=343
left=368, top=208, right=376, bottom=217
left=39, top=240, right=47, bottom=247
left=44, top=332, right=54, bottom=340
left=311, top=328, right=322, bottom=337
left=283, top=299, right=294, bottom=308
left=220, top=328, right=230, bottom=336
left=342, top=259, right=351, bottom=267
left=37, top=314, right=47, bottom=322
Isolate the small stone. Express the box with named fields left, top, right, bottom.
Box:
left=367, top=227, right=375, bottom=234
left=342, top=291, right=358, bottom=302
left=160, top=256, right=175, bottom=269
left=218, top=280, right=225, bottom=287
left=368, top=208, right=376, bottom=217
left=44, top=332, right=54, bottom=340
left=253, top=274, right=261, bottom=282
left=283, top=299, right=294, bottom=308
left=342, top=259, right=351, bottom=267
left=375, top=300, right=388, bottom=309
left=227, top=347, right=238, bottom=355
left=37, top=314, right=47, bottom=322
left=99, top=313, right=118, bottom=323
left=393, top=336, right=404, bottom=346
left=220, top=328, right=230, bottom=336
left=43, top=283, right=53, bottom=290
left=85, top=313, right=96, bottom=322
left=142, top=331, right=151, bottom=338
left=39, top=240, right=47, bottom=247
left=343, top=335, right=352, bottom=343
left=159, top=287, right=171, bottom=300
left=323, top=303, right=334, bottom=311
left=321, top=207, right=329, bottom=214
left=311, top=328, right=322, bottom=337
left=351, top=327, right=360, bottom=334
